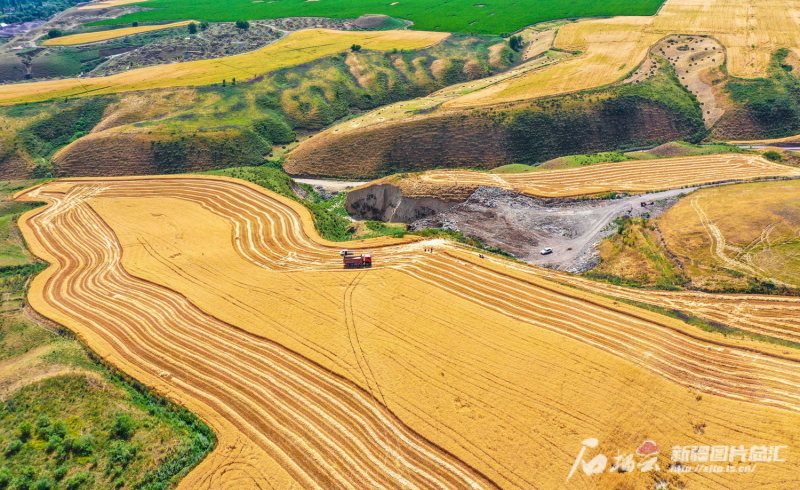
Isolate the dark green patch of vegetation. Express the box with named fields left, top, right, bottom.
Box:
left=13, top=99, right=112, bottom=165
left=363, top=220, right=405, bottom=237
left=502, top=62, right=706, bottom=165
left=726, top=48, right=800, bottom=138
left=91, top=0, right=665, bottom=35
left=762, top=150, right=783, bottom=162
left=252, top=117, right=296, bottom=145
left=508, top=35, right=523, bottom=52
left=0, top=369, right=215, bottom=490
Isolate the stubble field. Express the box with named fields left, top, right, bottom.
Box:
left=448, top=0, right=800, bottom=107
left=659, top=180, right=800, bottom=289
left=364, top=153, right=800, bottom=199
left=16, top=175, right=800, bottom=489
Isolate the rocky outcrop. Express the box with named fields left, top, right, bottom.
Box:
left=346, top=183, right=460, bottom=223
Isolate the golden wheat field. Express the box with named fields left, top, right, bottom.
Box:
left=656, top=180, right=800, bottom=289
left=41, top=21, right=195, bottom=46
left=15, top=175, right=800, bottom=490
left=371, top=153, right=800, bottom=199
left=449, top=0, right=800, bottom=107
left=77, top=0, right=147, bottom=9
left=0, top=29, right=448, bottom=105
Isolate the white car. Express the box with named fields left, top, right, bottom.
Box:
left=540, top=248, right=553, bottom=255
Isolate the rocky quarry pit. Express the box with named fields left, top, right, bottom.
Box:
left=348, top=184, right=690, bottom=272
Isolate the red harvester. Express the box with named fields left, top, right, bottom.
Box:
left=341, top=249, right=372, bottom=268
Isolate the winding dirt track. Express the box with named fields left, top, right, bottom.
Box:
left=17, top=176, right=800, bottom=489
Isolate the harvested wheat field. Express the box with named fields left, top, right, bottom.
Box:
left=658, top=180, right=800, bottom=289
left=41, top=21, right=195, bottom=46
left=449, top=0, right=800, bottom=106
left=15, top=175, right=800, bottom=489
left=0, top=29, right=448, bottom=105
left=366, top=153, right=800, bottom=199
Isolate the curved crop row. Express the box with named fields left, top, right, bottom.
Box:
left=16, top=176, right=800, bottom=489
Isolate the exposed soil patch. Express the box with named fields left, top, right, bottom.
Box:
left=409, top=186, right=691, bottom=272
left=625, top=34, right=727, bottom=126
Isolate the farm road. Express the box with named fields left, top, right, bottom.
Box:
left=411, top=186, right=696, bottom=271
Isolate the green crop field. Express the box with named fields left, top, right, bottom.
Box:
left=92, top=0, right=666, bottom=34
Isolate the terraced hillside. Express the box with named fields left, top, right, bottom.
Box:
left=16, top=176, right=800, bottom=489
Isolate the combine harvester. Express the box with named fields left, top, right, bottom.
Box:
left=340, top=249, right=372, bottom=268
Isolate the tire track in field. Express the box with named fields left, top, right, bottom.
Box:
left=19, top=185, right=500, bottom=490
left=17, top=176, right=800, bottom=489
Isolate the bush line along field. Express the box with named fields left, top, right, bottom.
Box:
left=0, top=29, right=449, bottom=106
left=0, top=181, right=214, bottom=490
left=89, top=0, right=666, bottom=35
left=41, top=21, right=195, bottom=46
left=16, top=175, right=800, bottom=489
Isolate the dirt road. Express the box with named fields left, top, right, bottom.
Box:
left=411, top=186, right=695, bottom=271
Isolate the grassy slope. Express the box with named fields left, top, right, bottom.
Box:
left=588, top=180, right=800, bottom=295
left=0, top=29, right=448, bottom=106
left=91, top=0, right=665, bottom=34
left=0, top=181, right=214, bottom=489
left=2, top=34, right=505, bottom=179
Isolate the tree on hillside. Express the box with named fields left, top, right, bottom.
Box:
left=235, top=19, right=250, bottom=30
left=508, top=35, right=524, bottom=52
left=200, top=21, right=210, bottom=31
left=132, top=21, right=139, bottom=27
left=350, top=44, right=361, bottom=52
left=188, top=21, right=197, bottom=34
left=47, top=29, right=62, bottom=39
